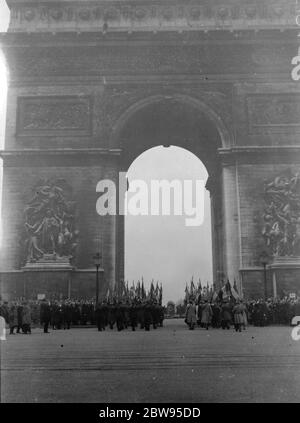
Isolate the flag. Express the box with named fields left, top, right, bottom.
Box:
left=197, top=279, right=202, bottom=292
left=150, top=280, right=155, bottom=299
left=231, top=279, right=240, bottom=301
left=225, top=279, right=232, bottom=295
left=190, top=277, right=195, bottom=297
left=136, top=281, right=141, bottom=299
left=185, top=283, right=190, bottom=303
left=211, top=291, right=218, bottom=303
left=141, top=280, right=146, bottom=300
left=159, top=283, right=163, bottom=305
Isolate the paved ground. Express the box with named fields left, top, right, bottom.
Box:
left=1, top=319, right=300, bottom=403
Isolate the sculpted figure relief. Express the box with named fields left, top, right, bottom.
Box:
left=262, top=171, right=300, bottom=257
left=24, top=181, right=79, bottom=262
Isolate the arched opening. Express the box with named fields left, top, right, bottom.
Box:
left=114, top=95, right=226, bottom=295
left=125, top=146, right=213, bottom=303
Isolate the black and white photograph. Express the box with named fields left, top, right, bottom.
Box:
left=0, top=0, right=300, bottom=408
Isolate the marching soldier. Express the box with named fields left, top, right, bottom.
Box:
left=62, top=301, right=72, bottom=330
left=144, top=301, right=153, bottom=331
left=40, top=299, right=51, bottom=333
left=185, top=300, right=197, bottom=330
left=221, top=300, right=232, bottom=329
left=129, top=300, right=138, bottom=331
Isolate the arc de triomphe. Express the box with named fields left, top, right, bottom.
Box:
left=0, top=0, right=300, bottom=300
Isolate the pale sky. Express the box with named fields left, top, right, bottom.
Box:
left=0, top=3, right=213, bottom=304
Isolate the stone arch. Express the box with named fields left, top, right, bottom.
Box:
left=110, top=93, right=232, bottom=152
left=112, top=92, right=228, bottom=285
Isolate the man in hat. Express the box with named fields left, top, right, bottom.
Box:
left=40, top=299, right=51, bottom=333
left=221, top=300, right=232, bottom=329
left=95, top=301, right=107, bottom=332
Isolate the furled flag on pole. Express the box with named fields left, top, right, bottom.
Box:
left=159, top=283, right=163, bottom=305
left=198, top=279, right=202, bottom=293
left=231, top=278, right=240, bottom=301
left=141, top=279, right=146, bottom=300
left=190, top=277, right=195, bottom=298
left=136, top=280, right=141, bottom=299
left=185, top=283, right=190, bottom=303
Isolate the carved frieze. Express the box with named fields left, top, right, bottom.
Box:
left=7, top=1, right=296, bottom=33
left=17, top=96, right=92, bottom=136
left=7, top=42, right=291, bottom=79
left=23, top=179, right=79, bottom=264
left=262, top=171, right=300, bottom=257
left=93, top=85, right=233, bottom=145
left=247, top=94, right=300, bottom=134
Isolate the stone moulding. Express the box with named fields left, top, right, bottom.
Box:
left=5, top=1, right=296, bottom=33
left=16, top=95, right=92, bottom=137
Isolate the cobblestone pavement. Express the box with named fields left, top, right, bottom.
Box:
left=1, top=320, right=300, bottom=403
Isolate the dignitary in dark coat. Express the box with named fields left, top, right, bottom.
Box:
left=40, top=299, right=51, bottom=333
left=233, top=301, right=245, bottom=332
left=144, top=302, right=153, bottom=331
left=115, top=301, right=125, bottom=331
left=9, top=303, right=18, bottom=334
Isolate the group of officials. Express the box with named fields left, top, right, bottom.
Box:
left=184, top=296, right=300, bottom=331
left=0, top=298, right=165, bottom=334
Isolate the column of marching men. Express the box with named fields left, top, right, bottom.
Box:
left=0, top=279, right=165, bottom=334
left=1, top=278, right=300, bottom=335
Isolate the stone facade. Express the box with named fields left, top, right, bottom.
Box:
left=0, top=0, right=300, bottom=300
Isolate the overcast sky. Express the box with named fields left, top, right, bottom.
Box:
left=0, top=3, right=213, bottom=304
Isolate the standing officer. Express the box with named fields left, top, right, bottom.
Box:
left=95, top=301, right=106, bottom=331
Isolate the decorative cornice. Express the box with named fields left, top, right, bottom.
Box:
left=0, top=148, right=121, bottom=157
left=4, top=1, right=297, bottom=33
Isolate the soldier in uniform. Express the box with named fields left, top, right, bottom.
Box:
left=201, top=300, right=213, bottom=330
left=0, top=301, right=9, bottom=324
left=95, top=301, right=107, bottom=331
left=137, top=300, right=145, bottom=329
left=16, top=301, right=23, bottom=334
left=40, top=299, right=51, bottom=333
left=151, top=301, right=159, bottom=329
left=233, top=301, right=245, bottom=332
left=22, top=302, right=32, bottom=334
left=144, top=301, right=153, bottom=331
left=62, top=301, right=72, bottom=330
left=129, top=300, right=138, bottom=331
left=115, top=301, right=125, bottom=331
left=185, top=300, right=197, bottom=330
left=221, top=300, right=232, bottom=329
